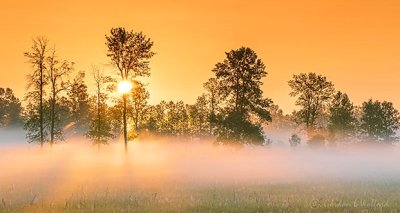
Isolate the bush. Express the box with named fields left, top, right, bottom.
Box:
left=289, top=134, right=301, bottom=148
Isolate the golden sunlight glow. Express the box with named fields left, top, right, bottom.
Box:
left=117, top=81, right=132, bottom=94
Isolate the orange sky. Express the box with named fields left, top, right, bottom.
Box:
left=1, top=0, right=399, bottom=113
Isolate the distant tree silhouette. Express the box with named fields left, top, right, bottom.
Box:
left=203, top=78, right=221, bottom=136
left=106, top=27, right=155, bottom=152
left=67, top=71, right=90, bottom=134
left=187, top=94, right=209, bottom=137
left=211, top=47, right=272, bottom=145
left=328, top=91, right=357, bottom=141
left=165, top=101, right=189, bottom=135
left=145, top=101, right=167, bottom=134
left=288, top=72, right=335, bottom=132
left=267, top=104, right=296, bottom=132
left=46, top=49, right=74, bottom=145
left=55, top=96, right=72, bottom=134
left=86, top=67, right=115, bottom=145
left=360, top=99, right=400, bottom=143
left=24, top=37, right=49, bottom=146
left=0, top=88, right=23, bottom=127
left=128, top=80, right=150, bottom=131
left=307, top=134, right=326, bottom=147
left=144, top=100, right=199, bottom=137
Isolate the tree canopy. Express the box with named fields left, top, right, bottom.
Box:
left=0, top=88, right=23, bottom=127
left=288, top=72, right=335, bottom=131
left=360, top=99, right=400, bottom=143
left=328, top=91, right=357, bottom=139
left=211, top=47, right=272, bottom=145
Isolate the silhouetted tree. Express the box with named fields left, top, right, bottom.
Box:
left=187, top=94, right=209, bottom=137
left=67, top=71, right=90, bottom=134
left=24, top=101, right=49, bottom=144
left=106, top=27, right=155, bottom=152
left=288, top=72, right=335, bottom=132
left=211, top=47, right=272, bottom=145
left=86, top=67, right=115, bottom=145
left=214, top=111, right=266, bottom=145
left=328, top=91, right=357, bottom=140
left=46, top=49, right=74, bottom=145
left=24, top=37, right=49, bottom=146
left=165, top=101, right=189, bottom=135
left=360, top=99, right=400, bottom=143
left=128, top=80, right=150, bottom=131
left=144, top=101, right=167, bottom=134
left=143, top=100, right=194, bottom=137
left=0, top=88, right=23, bottom=127
left=203, top=78, right=221, bottom=136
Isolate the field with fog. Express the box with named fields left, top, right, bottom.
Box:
left=2, top=4, right=400, bottom=212
left=1, top=133, right=400, bottom=212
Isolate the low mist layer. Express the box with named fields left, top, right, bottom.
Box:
left=1, top=134, right=400, bottom=212
left=1, top=136, right=400, bottom=186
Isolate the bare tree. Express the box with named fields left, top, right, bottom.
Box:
left=46, top=49, right=74, bottom=145
left=24, top=37, right=49, bottom=147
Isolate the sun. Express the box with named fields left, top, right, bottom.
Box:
left=117, top=81, right=132, bottom=94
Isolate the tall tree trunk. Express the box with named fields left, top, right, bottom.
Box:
left=97, top=84, right=101, bottom=142
left=235, top=76, right=239, bottom=112
left=39, top=64, right=44, bottom=148
left=135, top=111, right=139, bottom=130
left=123, top=94, right=128, bottom=154
left=209, top=96, right=215, bottom=136
left=50, top=90, right=56, bottom=147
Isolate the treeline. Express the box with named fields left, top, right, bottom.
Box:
left=0, top=27, right=399, bottom=147
left=271, top=72, right=400, bottom=147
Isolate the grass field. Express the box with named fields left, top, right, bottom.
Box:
left=1, top=181, right=400, bottom=212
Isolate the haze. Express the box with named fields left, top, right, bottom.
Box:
left=1, top=131, right=400, bottom=187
